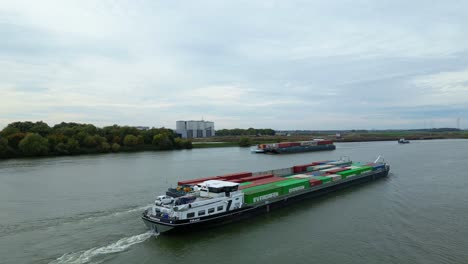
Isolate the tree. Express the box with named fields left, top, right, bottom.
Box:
left=239, top=136, right=252, bottom=147
left=137, top=135, right=144, bottom=145
left=99, top=142, right=111, bottom=152
left=66, top=138, right=80, bottom=153
left=83, top=135, right=98, bottom=148
left=174, top=138, right=193, bottom=149
left=0, top=137, right=9, bottom=158
left=152, top=133, right=173, bottom=150
left=18, top=133, right=49, bottom=156
left=47, top=134, right=67, bottom=152
left=111, top=143, right=120, bottom=152
left=30, top=121, right=51, bottom=136
left=123, top=135, right=138, bottom=146
left=7, top=133, right=26, bottom=149
left=0, top=126, right=20, bottom=137
left=54, top=142, right=69, bottom=154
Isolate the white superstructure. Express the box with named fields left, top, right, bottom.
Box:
left=147, top=180, right=243, bottom=222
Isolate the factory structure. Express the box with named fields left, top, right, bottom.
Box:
left=176, top=120, right=215, bottom=138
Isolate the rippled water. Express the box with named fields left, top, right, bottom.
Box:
left=1, top=140, right=467, bottom=264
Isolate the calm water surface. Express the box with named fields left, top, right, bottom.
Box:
left=1, top=140, right=468, bottom=264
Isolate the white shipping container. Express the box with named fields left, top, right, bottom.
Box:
left=320, top=166, right=340, bottom=172
left=313, top=164, right=335, bottom=170
left=292, top=174, right=311, bottom=178
left=300, top=141, right=318, bottom=146
left=328, top=161, right=351, bottom=166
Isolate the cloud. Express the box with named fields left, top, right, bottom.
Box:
left=1, top=0, right=468, bottom=129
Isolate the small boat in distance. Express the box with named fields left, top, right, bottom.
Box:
left=252, top=139, right=335, bottom=154
left=398, top=138, right=410, bottom=144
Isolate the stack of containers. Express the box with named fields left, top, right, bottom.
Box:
left=324, top=167, right=349, bottom=175
left=328, top=160, right=352, bottom=166
left=306, top=164, right=336, bottom=172
left=230, top=174, right=274, bottom=183
left=309, top=178, right=322, bottom=187
left=336, top=166, right=373, bottom=179
left=293, top=161, right=332, bottom=173
left=243, top=184, right=282, bottom=204
left=317, top=140, right=333, bottom=145
left=217, top=172, right=252, bottom=181
left=178, top=172, right=253, bottom=186
left=305, top=171, right=325, bottom=176
left=239, top=176, right=287, bottom=190
left=275, top=178, right=310, bottom=195
left=178, top=176, right=219, bottom=186
left=287, top=174, right=310, bottom=179
left=310, top=176, right=332, bottom=184
left=326, top=174, right=341, bottom=182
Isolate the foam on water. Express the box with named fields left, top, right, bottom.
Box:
left=49, top=231, right=156, bottom=264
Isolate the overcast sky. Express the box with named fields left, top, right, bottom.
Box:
left=1, top=0, right=468, bottom=130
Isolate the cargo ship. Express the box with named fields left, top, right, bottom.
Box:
left=251, top=139, right=335, bottom=154
left=142, top=157, right=389, bottom=234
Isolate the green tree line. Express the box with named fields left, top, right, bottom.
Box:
left=215, top=128, right=275, bottom=136
left=0, top=121, right=192, bottom=158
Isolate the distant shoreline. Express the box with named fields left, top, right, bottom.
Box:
left=2, top=129, right=467, bottom=160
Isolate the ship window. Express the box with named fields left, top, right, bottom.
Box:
left=187, top=212, right=195, bottom=218
left=198, top=210, right=206, bottom=216
left=208, top=208, right=215, bottom=214
left=217, top=206, right=223, bottom=211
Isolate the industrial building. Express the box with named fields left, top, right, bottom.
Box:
left=176, top=120, right=215, bottom=138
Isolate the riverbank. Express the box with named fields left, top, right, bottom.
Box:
left=2, top=126, right=467, bottom=159
left=192, top=131, right=468, bottom=146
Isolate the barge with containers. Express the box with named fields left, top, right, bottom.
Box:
left=252, top=139, right=335, bottom=154
left=142, top=157, right=389, bottom=234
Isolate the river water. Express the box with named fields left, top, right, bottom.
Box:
left=1, top=140, right=467, bottom=264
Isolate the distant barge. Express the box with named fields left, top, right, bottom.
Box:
left=251, top=139, right=335, bottom=154
left=142, top=157, right=389, bottom=234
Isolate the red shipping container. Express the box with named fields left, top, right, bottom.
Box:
left=239, top=176, right=287, bottom=189
left=293, top=163, right=315, bottom=173
left=317, top=140, right=333, bottom=145
left=216, top=172, right=252, bottom=181
left=230, top=179, right=244, bottom=183
left=325, top=168, right=349, bottom=174
left=309, top=178, right=322, bottom=186
left=239, top=174, right=274, bottom=182
left=178, top=176, right=219, bottom=186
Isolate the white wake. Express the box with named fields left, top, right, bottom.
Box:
left=49, top=231, right=156, bottom=264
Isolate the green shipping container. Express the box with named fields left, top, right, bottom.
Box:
left=242, top=181, right=285, bottom=193
left=357, top=166, right=372, bottom=173
left=275, top=178, right=310, bottom=195
left=243, top=185, right=282, bottom=204
left=310, top=176, right=332, bottom=183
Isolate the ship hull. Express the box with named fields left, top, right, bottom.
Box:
left=142, top=167, right=389, bottom=234
left=268, top=144, right=336, bottom=154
